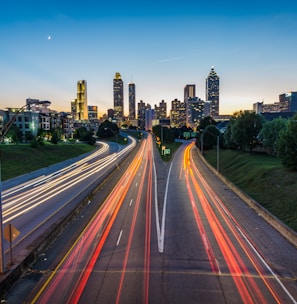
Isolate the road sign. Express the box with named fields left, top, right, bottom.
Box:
left=4, top=224, right=20, bottom=242
left=164, top=149, right=170, bottom=155
left=4, top=224, right=20, bottom=265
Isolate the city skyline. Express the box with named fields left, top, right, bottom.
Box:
left=1, top=1, right=297, bottom=116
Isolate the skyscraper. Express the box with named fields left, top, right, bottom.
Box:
left=129, top=83, right=136, bottom=120
left=159, top=100, right=167, bottom=119
left=184, top=84, right=196, bottom=125
left=205, top=67, right=220, bottom=117
left=170, top=98, right=186, bottom=127
left=76, top=80, right=88, bottom=121
left=113, top=72, right=124, bottom=120
left=138, top=100, right=146, bottom=129
left=184, top=84, right=196, bottom=102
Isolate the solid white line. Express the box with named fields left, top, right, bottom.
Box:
left=116, top=230, right=123, bottom=246
left=153, top=154, right=161, bottom=251
left=159, top=162, right=173, bottom=253
left=215, top=259, right=222, bottom=275
left=236, top=226, right=297, bottom=303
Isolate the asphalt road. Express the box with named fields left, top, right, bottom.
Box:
left=5, top=135, right=297, bottom=303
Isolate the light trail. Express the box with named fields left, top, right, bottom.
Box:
left=144, top=136, right=153, bottom=304
left=189, top=144, right=295, bottom=303
left=2, top=142, right=110, bottom=198
left=116, top=134, right=153, bottom=304
left=32, top=137, right=145, bottom=303
left=183, top=143, right=219, bottom=273
left=183, top=141, right=295, bottom=303
left=186, top=143, right=267, bottom=302
left=3, top=137, right=136, bottom=224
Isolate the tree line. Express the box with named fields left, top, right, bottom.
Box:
left=195, top=112, right=297, bottom=171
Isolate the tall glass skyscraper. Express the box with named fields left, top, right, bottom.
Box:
left=129, top=83, right=136, bottom=120
left=184, top=84, right=196, bottom=125
left=205, top=67, right=220, bottom=117
left=113, top=72, right=124, bottom=120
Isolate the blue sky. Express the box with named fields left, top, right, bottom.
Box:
left=1, top=0, right=297, bottom=115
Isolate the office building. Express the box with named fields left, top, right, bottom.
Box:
left=184, top=84, right=196, bottom=125
left=184, top=85, right=196, bottom=102
left=159, top=100, right=167, bottom=119
left=74, top=80, right=88, bottom=121
left=154, top=100, right=167, bottom=120
left=187, top=97, right=205, bottom=128
left=129, top=83, right=136, bottom=120
left=88, top=106, right=98, bottom=120
left=170, top=98, right=186, bottom=127
left=113, top=72, right=124, bottom=120
left=206, top=67, right=220, bottom=117
left=279, top=92, right=297, bottom=112
left=138, top=100, right=146, bottom=129
left=145, top=105, right=153, bottom=131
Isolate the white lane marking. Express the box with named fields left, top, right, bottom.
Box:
left=153, top=141, right=174, bottom=253
left=153, top=159, right=161, bottom=252
left=236, top=226, right=297, bottom=303
left=116, top=230, right=123, bottom=246
left=135, top=182, right=138, bottom=187
left=215, top=259, right=221, bottom=275
left=160, top=162, right=173, bottom=253
left=129, top=199, right=133, bottom=206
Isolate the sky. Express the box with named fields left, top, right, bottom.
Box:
left=1, top=0, right=297, bottom=116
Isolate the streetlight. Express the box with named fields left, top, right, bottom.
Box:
left=200, top=128, right=220, bottom=173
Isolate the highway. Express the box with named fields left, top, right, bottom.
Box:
left=1, top=136, right=136, bottom=268
left=21, top=133, right=297, bottom=304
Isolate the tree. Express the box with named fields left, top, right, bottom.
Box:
left=75, top=127, right=96, bottom=145
left=152, top=125, right=175, bottom=143
left=25, top=131, right=35, bottom=143
left=6, top=125, right=23, bottom=143
left=197, top=116, right=217, bottom=133
left=228, top=111, right=263, bottom=152
left=259, top=117, right=288, bottom=155
left=50, top=129, right=60, bottom=144
left=199, top=125, right=221, bottom=150
left=223, top=117, right=237, bottom=149
left=276, top=115, right=297, bottom=170
left=97, top=120, right=119, bottom=139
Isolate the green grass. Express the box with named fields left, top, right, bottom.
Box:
left=156, top=141, right=183, bottom=161
left=204, top=149, right=297, bottom=231
left=0, top=143, right=96, bottom=181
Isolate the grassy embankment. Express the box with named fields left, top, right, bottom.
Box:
left=204, top=149, right=297, bottom=232
left=0, top=131, right=142, bottom=181
left=0, top=143, right=96, bottom=181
